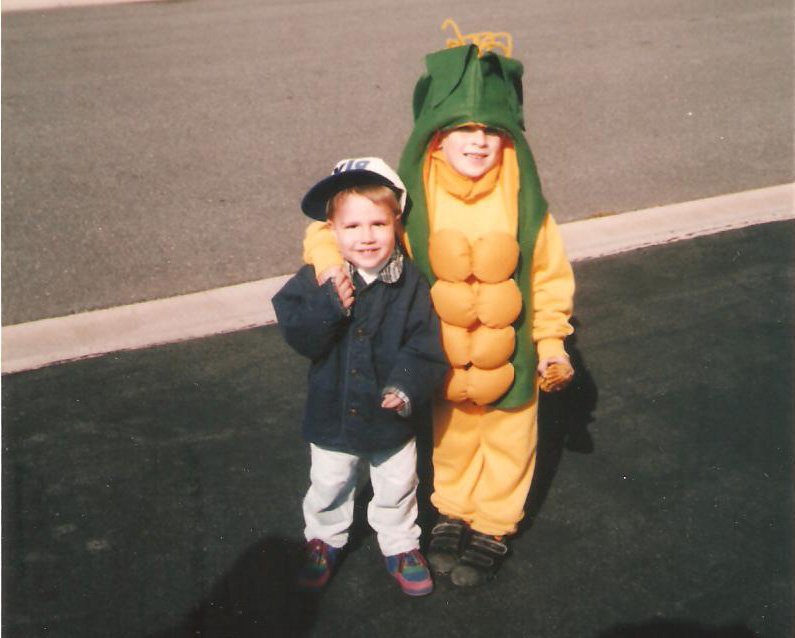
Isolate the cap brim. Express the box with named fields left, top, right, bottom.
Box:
left=301, top=170, right=403, bottom=220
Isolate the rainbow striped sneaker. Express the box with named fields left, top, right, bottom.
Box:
left=385, top=549, right=434, bottom=596
left=297, top=539, right=342, bottom=592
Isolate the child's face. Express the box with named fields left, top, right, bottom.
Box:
left=439, top=125, right=504, bottom=179
left=328, top=193, right=397, bottom=270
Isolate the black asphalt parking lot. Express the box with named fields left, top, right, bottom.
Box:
left=3, top=221, right=793, bottom=638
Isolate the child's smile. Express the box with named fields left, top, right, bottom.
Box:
left=440, top=125, right=504, bottom=179
left=328, top=193, right=397, bottom=270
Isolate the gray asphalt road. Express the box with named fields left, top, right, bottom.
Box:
left=2, top=0, right=792, bottom=324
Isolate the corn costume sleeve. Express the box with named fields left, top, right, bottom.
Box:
left=531, top=214, right=575, bottom=362
left=303, top=221, right=343, bottom=275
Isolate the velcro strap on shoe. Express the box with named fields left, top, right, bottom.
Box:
left=460, top=534, right=509, bottom=569
left=470, top=536, right=508, bottom=556
left=461, top=548, right=495, bottom=568
left=431, top=521, right=465, bottom=535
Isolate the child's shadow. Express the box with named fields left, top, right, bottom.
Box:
left=521, top=322, right=598, bottom=532
left=147, top=535, right=320, bottom=638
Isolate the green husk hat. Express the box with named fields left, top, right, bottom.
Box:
left=397, top=39, right=549, bottom=408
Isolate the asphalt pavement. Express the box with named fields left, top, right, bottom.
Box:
left=3, top=220, right=792, bottom=638
left=2, top=0, right=793, bottom=324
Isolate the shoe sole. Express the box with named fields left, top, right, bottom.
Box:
left=396, top=581, right=434, bottom=596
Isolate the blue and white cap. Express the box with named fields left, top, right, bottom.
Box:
left=301, top=157, right=408, bottom=220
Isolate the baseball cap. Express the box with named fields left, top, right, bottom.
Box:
left=301, top=157, right=408, bottom=220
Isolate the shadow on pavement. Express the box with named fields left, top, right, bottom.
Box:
left=147, top=535, right=319, bottom=638
left=521, top=322, right=598, bottom=533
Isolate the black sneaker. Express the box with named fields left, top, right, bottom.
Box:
left=426, top=515, right=469, bottom=575
left=450, top=531, right=508, bottom=587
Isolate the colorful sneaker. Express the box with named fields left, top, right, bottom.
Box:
left=427, top=515, right=469, bottom=575
left=384, top=549, right=434, bottom=596
left=297, top=538, right=342, bottom=592
left=450, top=531, right=509, bottom=587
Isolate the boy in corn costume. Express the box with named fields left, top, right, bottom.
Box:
left=304, top=31, right=575, bottom=587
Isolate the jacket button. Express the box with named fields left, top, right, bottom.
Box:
left=351, top=368, right=358, bottom=375
left=348, top=408, right=358, bottom=417
left=355, top=328, right=365, bottom=338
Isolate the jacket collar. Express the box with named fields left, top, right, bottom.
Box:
left=345, top=249, right=404, bottom=285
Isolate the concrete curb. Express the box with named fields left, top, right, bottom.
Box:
left=2, top=184, right=793, bottom=374
left=561, top=183, right=793, bottom=261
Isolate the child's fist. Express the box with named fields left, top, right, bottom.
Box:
left=381, top=392, right=406, bottom=412
left=319, top=266, right=354, bottom=309
left=537, top=356, right=574, bottom=393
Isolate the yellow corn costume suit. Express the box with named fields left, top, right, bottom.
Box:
left=303, top=43, right=574, bottom=537
left=422, top=145, right=574, bottom=536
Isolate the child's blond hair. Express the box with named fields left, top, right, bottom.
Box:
left=327, top=185, right=402, bottom=220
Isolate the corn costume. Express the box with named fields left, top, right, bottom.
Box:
left=304, top=42, right=574, bottom=586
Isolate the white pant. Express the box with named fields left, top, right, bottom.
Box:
left=303, top=439, right=420, bottom=556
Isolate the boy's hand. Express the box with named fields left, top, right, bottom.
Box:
left=381, top=392, right=406, bottom=412
left=537, top=355, right=574, bottom=393
left=318, top=266, right=354, bottom=310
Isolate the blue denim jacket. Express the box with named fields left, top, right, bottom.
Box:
left=272, top=259, right=448, bottom=454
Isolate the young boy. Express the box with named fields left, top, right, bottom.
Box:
left=303, top=42, right=576, bottom=588
left=272, top=157, right=448, bottom=596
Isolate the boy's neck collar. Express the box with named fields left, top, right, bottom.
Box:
left=345, top=250, right=404, bottom=285
left=430, top=148, right=502, bottom=202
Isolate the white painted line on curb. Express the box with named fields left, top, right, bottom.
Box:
left=2, top=276, right=290, bottom=374
left=560, top=183, right=794, bottom=262
left=2, top=184, right=793, bottom=374
left=2, top=0, right=156, bottom=11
